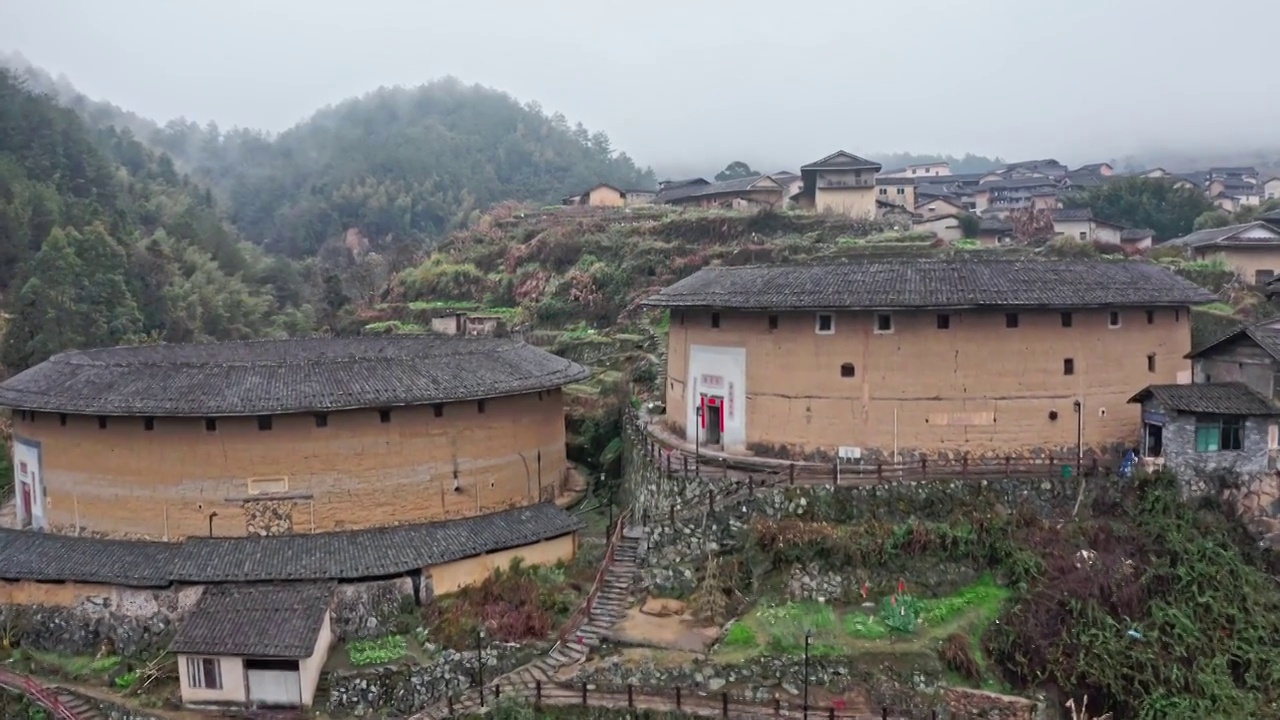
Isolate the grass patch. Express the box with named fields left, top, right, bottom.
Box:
left=718, top=575, right=1009, bottom=659
left=347, top=635, right=409, bottom=667
left=722, top=622, right=757, bottom=648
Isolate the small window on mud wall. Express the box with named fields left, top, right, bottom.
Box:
left=840, top=363, right=855, bottom=378
left=815, top=313, right=835, bottom=334
left=247, top=476, right=289, bottom=495
left=1194, top=416, right=1243, bottom=452
left=186, top=657, right=222, bottom=690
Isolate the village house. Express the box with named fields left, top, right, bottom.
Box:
left=879, top=161, right=951, bottom=179
left=769, top=171, right=804, bottom=208
left=655, top=174, right=785, bottom=211
left=915, top=195, right=969, bottom=219
left=1075, top=162, right=1115, bottom=176
left=1128, top=383, right=1280, bottom=498
left=644, top=258, right=1213, bottom=461
left=911, top=214, right=964, bottom=242
left=1264, top=177, right=1280, bottom=201
left=561, top=183, right=655, bottom=207
left=1208, top=179, right=1262, bottom=207
left=0, top=336, right=589, bottom=538
left=795, top=150, right=882, bottom=218
left=1187, top=323, right=1280, bottom=399
left=875, top=176, right=916, bottom=208
left=1120, top=228, right=1155, bottom=252
left=429, top=311, right=504, bottom=337
left=1163, top=221, right=1280, bottom=283
left=172, top=582, right=334, bottom=709
left=976, top=218, right=1014, bottom=245
left=996, top=159, right=1069, bottom=179
left=983, top=177, right=1062, bottom=212
left=1051, top=208, right=1125, bottom=244
left=1210, top=167, right=1260, bottom=184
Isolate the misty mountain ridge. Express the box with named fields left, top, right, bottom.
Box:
left=8, top=51, right=1280, bottom=202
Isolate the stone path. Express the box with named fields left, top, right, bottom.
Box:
left=408, top=528, right=643, bottom=720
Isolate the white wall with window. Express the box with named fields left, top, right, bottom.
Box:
left=179, top=655, right=246, bottom=704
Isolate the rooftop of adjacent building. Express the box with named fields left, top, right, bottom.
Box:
left=169, top=581, right=335, bottom=658
left=644, top=257, right=1216, bottom=311
left=0, top=335, right=590, bottom=417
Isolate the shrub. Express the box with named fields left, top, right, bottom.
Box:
left=722, top=622, right=757, bottom=648
left=347, top=635, right=408, bottom=666
left=939, top=633, right=983, bottom=683
left=113, top=670, right=138, bottom=690
left=879, top=593, right=923, bottom=634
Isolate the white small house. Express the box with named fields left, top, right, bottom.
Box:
left=171, top=582, right=335, bottom=710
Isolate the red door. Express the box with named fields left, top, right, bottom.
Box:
left=19, top=483, right=32, bottom=529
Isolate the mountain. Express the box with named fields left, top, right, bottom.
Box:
left=0, top=69, right=315, bottom=372
left=3, top=56, right=656, bottom=261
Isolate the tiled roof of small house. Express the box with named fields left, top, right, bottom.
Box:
left=800, top=150, right=882, bottom=171
left=1163, top=222, right=1280, bottom=249
left=643, top=259, right=1216, bottom=311
left=1120, top=228, right=1154, bottom=241
left=0, top=502, right=583, bottom=587
left=654, top=175, right=780, bottom=204
left=170, top=582, right=334, bottom=658
left=0, top=336, right=590, bottom=416
left=1187, top=323, right=1280, bottom=361
left=1128, top=383, right=1280, bottom=416
left=1051, top=208, right=1095, bottom=221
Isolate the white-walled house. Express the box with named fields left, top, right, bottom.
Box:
left=171, top=582, right=335, bottom=710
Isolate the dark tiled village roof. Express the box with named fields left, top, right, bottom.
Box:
left=0, top=503, right=583, bottom=587
left=644, top=259, right=1216, bottom=311
left=169, top=582, right=334, bottom=658
left=1163, top=222, right=1280, bottom=249
left=0, top=336, right=590, bottom=416
left=1128, top=383, right=1280, bottom=416
left=655, top=175, right=778, bottom=204
left=1187, top=323, right=1280, bottom=361
left=1120, top=228, right=1154, bottom=241
left=1051, top=208, right=1095, bottom=221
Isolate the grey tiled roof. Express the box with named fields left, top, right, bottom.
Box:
left=1052, top=208, right=1095, bottom=221
left=1121, top=228, right=1154, bottom=241
left=170, top=502, right=584, bottom=583
left=0, top=530, right=179, bottom=587
left=1260, top=209, right=1280, bottom=223
left=0, top=336, right=591, bottom=416
left=800, top=150, right=882, bottom=171
left=1188, top=323, right=1280, bottom=362
left=643, top=258, right=1216, bottom=311
left=655, top=175, right=779, bottom=204
left=1163, top=222, right=1280, bottom=249
left=170, top=582, right=334, bottom=658
left=979, top=219, right=1014, bottom=232
left=0, top=503, right=583, bottom=586
left=1128, top=383, right=1280, bottom=416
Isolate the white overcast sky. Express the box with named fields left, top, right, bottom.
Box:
left=1, top=0, right=1276, bottom=174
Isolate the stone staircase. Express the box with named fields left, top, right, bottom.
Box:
left=410, top=528, right=643, bottom=719
left=49, top=691, right=102, bottom=720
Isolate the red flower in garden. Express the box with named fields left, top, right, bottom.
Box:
left=860, top=581, right=869, bottom=599
left=898, top=578, right=906, bottom=594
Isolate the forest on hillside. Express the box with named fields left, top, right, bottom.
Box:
left=0, top=69, right=319, bottom=372
left=7, top=57, right=655, bottom=259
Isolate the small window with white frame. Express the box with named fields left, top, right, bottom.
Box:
left=815, top=313, right=835, bottom=335
left=186, top=657, right=223, bottom=690
left=247, top=476, right=289, bottom=496
left=874, top=313, right=894, bottom=334
left=1108, top=310, right=1122, bottom=328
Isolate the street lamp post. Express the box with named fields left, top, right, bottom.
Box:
left=476, top=628, right=486, bottom=707
left=604, top=472, right=613, bottom=533
left=803, top=628, right=812, bottom=720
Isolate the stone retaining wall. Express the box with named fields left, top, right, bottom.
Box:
left=328, top=642, right=536, bottom=716
left=0, top=577, right=411, bottom=658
